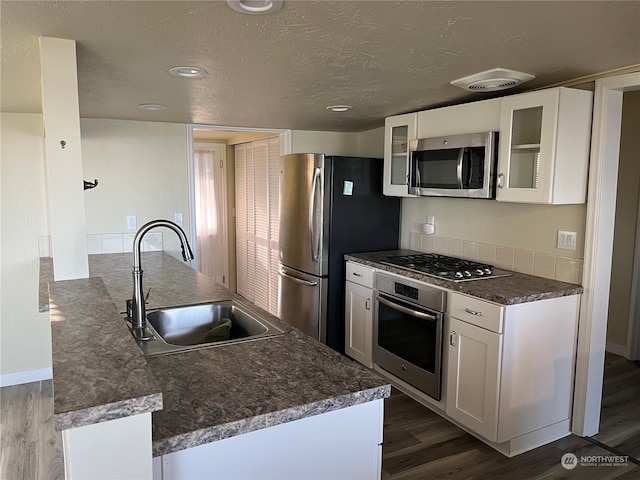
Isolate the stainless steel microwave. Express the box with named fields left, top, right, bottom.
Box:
left=408, top=131, right=498, bottom=198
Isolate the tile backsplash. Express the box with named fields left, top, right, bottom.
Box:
left=39, top=233, right=163, bottom=257
left=410, top=232, right=583, bottom=284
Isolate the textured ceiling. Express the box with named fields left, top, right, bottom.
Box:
left=1, top=1, right=639, bottom=132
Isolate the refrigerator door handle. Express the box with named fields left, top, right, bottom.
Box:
left=278, top=269, right=319, bottom=287
left=309, top=167, right=322, bottom=262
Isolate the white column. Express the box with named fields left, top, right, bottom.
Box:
left=39, top=37, right=89, bottom=280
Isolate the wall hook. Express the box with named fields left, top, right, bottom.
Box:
left=83, top=179, right=98, bottom=190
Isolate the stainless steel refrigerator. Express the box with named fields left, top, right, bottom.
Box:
left=277, top=153, right=401, bottom=353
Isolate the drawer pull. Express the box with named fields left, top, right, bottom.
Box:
left=464, top=308, right=483, bottom=316
left=352, top=272, right=363, bottom=277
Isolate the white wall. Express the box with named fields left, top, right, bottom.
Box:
left=401, top=198, right=586, bottom=259
left=290, top=128, right=385, bottom=159
left=81, top=119, right=191, bottom=260
left=291, top=130, right=360, bottom=157
left=402, top=199, right=586, bottom=283
left=357, top=126, right=384, bottom=158
left=0, top=113, right=53, bottom=380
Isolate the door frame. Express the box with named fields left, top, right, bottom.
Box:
left=572, top=72, right=640, bottom=437
left=187, top=125, right=291, bottom=290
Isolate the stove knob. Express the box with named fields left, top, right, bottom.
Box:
left=463, top=270, right=472, bottom=277
left=475, top=269, right=485, bottom=276
left=455, top=271, right=464, bottom=279
left=484, top=268, right=493, bottom=275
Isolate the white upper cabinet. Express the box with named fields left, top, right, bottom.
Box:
left=417, top=98, right=501, bottom=138
left=496, top=87, right=593, bottom=204
left=383, top=113, right=417, bottom=197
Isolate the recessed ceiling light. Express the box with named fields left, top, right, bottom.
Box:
left=138, top=103, right=168, bottom=111
left=227, top=0, right=283, bottom=15
left=168, top=66, right=207, bottom=78
left=326, top=105, right=353, bottom=112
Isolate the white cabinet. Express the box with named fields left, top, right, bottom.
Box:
left=344, top=262, right=375, bottom=367
left=417, top=98, right=501, bottom=138
left=155, top=400, right=384, bottom=480
left=383, top=113, right=417, bottom=197
left=447, top=317, right=502, bottom=442
left=446, top=292, right=580, bottom=447
left=496, top=87, right=593, bottom=204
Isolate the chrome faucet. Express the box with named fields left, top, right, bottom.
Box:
left=129, top=219, right=194, bottom=340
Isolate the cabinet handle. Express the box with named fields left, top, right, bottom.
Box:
left=464, top=308, right=483, bottom=316
left=450, top=331, right=456, bottom=346
left=352, top=272, right=363, bottom=277
left=365, top=298, right=371, bottom=310
left=497, top=173, right=504, bottom=189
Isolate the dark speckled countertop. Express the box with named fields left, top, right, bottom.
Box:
left=41, top=253, right=390, bottom=457
left=345, top=249, right=583, bottom=305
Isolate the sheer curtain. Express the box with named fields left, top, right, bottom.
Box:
left=194, top=146, right=226, bottom=286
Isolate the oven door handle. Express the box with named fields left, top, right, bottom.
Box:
left=376, top=295, right=438, bottom=322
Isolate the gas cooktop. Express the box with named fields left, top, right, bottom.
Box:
left=381, top=253, right=513, bottom=282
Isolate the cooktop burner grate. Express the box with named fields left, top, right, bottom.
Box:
left=381, top=253, right=512, bottom=282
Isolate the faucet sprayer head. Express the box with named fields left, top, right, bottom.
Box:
left=181, top=243, right=195, bottom=262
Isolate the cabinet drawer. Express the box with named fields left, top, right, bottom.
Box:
left=346, top=262, right=375, bottom=288
left=449, top=293, right=504, bottom=333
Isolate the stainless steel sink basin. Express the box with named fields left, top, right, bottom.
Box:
left=130, top=300, right=285, bottom=356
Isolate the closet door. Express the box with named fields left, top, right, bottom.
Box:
left=253, top=140, right=270, bottom=312
left=235, top=137, right=280, bottom=315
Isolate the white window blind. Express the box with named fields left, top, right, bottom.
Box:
left=235, top=137, right=280, bottom=316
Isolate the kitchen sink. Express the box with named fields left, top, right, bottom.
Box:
left=130, top=300, right=285, bottom=356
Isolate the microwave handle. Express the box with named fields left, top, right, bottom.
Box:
left=456, top=148, right=464, bottom=189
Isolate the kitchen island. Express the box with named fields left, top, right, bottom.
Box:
left=41, top=252, right=390, bottom=479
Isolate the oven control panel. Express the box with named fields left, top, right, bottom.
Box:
left=376, top=272, right=446, bottom=312
left=394, top=282, right=418, bottom=300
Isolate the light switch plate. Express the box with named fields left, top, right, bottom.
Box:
left=127, top=215, right=137, bottom=231
left=174, top=213, right=183, bottom=227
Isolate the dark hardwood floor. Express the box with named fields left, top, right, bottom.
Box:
left=592, top=352, right=640, bottom=460
left=382, top=351, right=640, bottom=479
left=1, top=353, right=639, bottom=479
left=382, top=388, right=639, bottom=479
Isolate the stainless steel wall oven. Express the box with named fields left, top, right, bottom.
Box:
left=373, top=272, right=446, bottom=400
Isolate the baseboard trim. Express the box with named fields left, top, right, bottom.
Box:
left=0, top=367, right=53, bottom=387
left=605, top=341, right=628, bottom=358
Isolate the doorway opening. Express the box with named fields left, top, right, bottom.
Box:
left=605, top=90, right=640, bottom=361
left=187, top=125, right=290, bottom=315
left=573, top=72, right=640, bottom=439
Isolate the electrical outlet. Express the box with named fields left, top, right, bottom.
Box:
left=557, top=230, right=577, bottom=251
left=174, top=213, right=183, bottom=227
left=127, top=215, right=137, bottom=231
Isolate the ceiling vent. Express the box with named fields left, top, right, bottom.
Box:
left=451, top=68, right=535, bottom=92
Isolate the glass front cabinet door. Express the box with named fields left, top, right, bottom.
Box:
left=383, top=113, right=417, bottom=197
left=496, top=87, right=592, bottom=204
